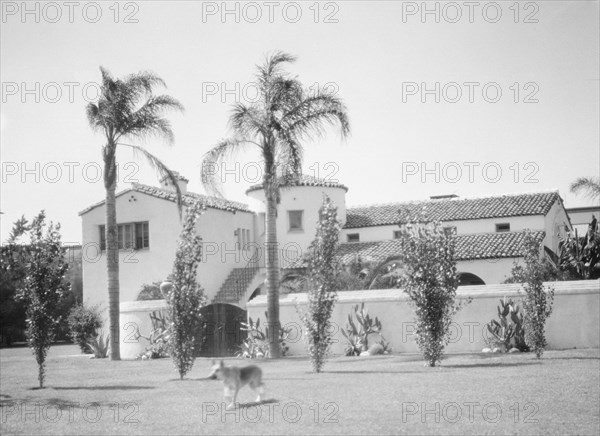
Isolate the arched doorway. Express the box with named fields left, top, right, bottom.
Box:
left=458, top=272, right=486, bottom=286
left=196, top=303, right=247, bottom=357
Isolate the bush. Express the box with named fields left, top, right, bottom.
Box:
left=67, top=304, right=103, bottom=354
left=235, top=314, right=290, bottom=359
left=136, top=311, right=171, bottom=360
left=137, top=281, right=166, bottom=301
left=484, top=297, right=529, bottom=352
left=168, top=202, right=207, bottom=379
left=297, top=195, right=340, bottom=372
left=518, top=231, right=555, bottom=358
left=397, top=222, right=467, bottom=367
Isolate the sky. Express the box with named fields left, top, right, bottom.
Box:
left=1, top=0, right=599, bottom=243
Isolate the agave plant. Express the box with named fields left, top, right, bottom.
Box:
left=87, top=330, right=110, bottom=359
left=341, top=303, right=383, bottom=355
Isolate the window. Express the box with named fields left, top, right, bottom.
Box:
left=347, top=233, right=360, bottom=243
left=100, top=221, right=149, bottom=250
left=236, top=228, right=251, bottom=251
left=393, top=230, right=402, bottom=239
left=288, top=210, right=304, bottom=232
left=495, top=223, right=510, bottom=233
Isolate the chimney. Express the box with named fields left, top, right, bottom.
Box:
left=429, top=194, right=459, bottom=200
left=160, top=171, right=188, bottom=194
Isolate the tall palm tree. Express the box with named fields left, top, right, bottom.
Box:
left=201, top=52, right=350, bottom=358
left=570, top=177, right=600, bottom=200
left=87, top=67, right=184, bottom=360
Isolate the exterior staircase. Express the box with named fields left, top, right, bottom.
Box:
left=212, top=265, right=260, bottom=305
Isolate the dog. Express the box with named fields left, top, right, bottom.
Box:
left=208, top=360, right=265, bottom=409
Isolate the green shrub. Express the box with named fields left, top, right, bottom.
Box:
left=87, top=330, right=110, bottom=358
left=235, top=314, right=290, bottom=359
left=485, top=297, right=529, bottom=352
left=397, top=222, right=468, bottom=367
left=67, top=303, right=103, bottom=353
left=137, top=282, right=166, bottom=301
left=136, top=311, right=171, bottom=360
left=297, top=195, right=340, bottom=372
left=518, top=231, right=555, bottom=358
left=168, top=202, right=207, bottom=379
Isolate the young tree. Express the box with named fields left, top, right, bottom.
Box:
left=166, top=201, right=207, bottom=379
left=517, top=231, right=555, bottom=358
left=201, top=52, right=350, bottom=358
left=397, top=222, right=461, bottom=367
left=297, top=196, right=341, bottom=372
left=14, top=212, right=71, bottom=388
left=86, top=67, right=184, bottom=360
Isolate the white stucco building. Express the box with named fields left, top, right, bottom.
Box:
left=80, top=173, right=573, bottom=312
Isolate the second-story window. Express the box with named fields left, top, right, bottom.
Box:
left=495, top=223, right=510, bottom=233
left=347, top=233, right=360, bottom=243
left=100, top=221, right=149, bottom=250
left=288, top=210, right=304, bottom=232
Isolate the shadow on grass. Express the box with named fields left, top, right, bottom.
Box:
left=1, top=397, right=79, bottom=410
left=324, top=370, right=423, bottom=374
left=50, top=385, right=154, bottom=391
left=545, top=356, right=600, bottom=361
left=444, top=361, right=542, bottom=369
left=237, top=398, right=278, bottom=409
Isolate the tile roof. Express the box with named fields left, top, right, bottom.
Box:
left=79, top=183, right=252, bottom=215
left=287, top=230, right=546, bottom=267
left=245, top=174, right=348, bottom=194
left=336, top=231, right=546, bottom=262
left=344, top=191, right=561, bottom=229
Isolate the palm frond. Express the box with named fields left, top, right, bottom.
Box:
left=119, top=95, right=184, bottom=144
left=229, top=103, right=266, bottom=140
left=200, top=138, right=260, bottom=197
left=570, top=177, right=600, bottom=199
left=119, top=143, right=184, bottom=217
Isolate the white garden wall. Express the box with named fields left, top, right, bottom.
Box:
left=247, top=280, right=600, bottom=355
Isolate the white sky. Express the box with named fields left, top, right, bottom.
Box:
left=1, top=1, right=599, bottom=243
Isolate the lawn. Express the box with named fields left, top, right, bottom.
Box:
left=1, top=345, right=598, bottom=435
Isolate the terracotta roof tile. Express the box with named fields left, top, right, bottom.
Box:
left=335, top=231, right=546, bottom=263
left=344, top=191, right=560, bottom=229
left=246, top=174, right=348, bottom=194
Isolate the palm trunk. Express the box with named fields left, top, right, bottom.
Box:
left=106, top=180, right=121, bottom=360
left=265, top=193, right=281, bottom=358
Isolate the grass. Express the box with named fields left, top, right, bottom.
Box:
left=1, top=345, right=599, bottom=435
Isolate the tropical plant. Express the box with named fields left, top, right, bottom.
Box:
left=201, top=51, right=350, bottom=358
left=297, top=195, right=341, bottom=372
left=137, top=281, right=166, bottom=301
left=485, top=297, right=528, bottom=352
left=87, top=330, right=110, bottom=358
left=558, top=227, right=600, bottom=280
left=396, top=222, right=464, bottom=367
left=13, top=211, right=71, bottom=388
left=167, top=201, right=207, bottom=379
left=136, top=311, right=171, bottom=359
left=518, top=231, right=555, bottom=358
left=340, top=303, right=383, bottom=356
left=86, top=67, right=184, bottom=360
left=67, top=303, right=103, bottom=353
left=570, top=176, right=600, bottom=199
left=235, top=314, right=291, bottom=359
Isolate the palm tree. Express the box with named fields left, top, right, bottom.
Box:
left=86, top=67, right=184, bottom=360
left=201, top=52, right=350, bottom=358
left=570, top=177, right=600, bottom=199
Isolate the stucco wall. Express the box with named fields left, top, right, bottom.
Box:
left=81, top=191, right=255, bottom=318
left=340, top=214, right=546, bottom=243
left=247, top=280, right=600, bottom=356
left=247, top=185, right=347, bottom=260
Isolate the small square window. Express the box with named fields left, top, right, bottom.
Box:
left=496, top=223, right=510, bottom=232
left=288, top=211, right=304, bottom=232
left=393, top=230, right=402, bottom=239
left=347, top=233, right=360, bottom=243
